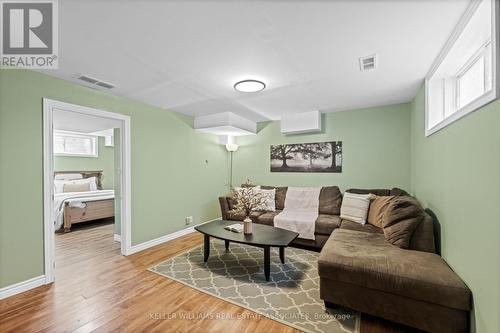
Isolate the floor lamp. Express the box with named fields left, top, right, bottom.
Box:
left=226, top=143, right=238, bottom=189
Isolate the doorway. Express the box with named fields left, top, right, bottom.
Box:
left=42, top=99, right=131, bottom=284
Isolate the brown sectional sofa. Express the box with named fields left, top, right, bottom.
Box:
left=319, top=229, right=470, bottom=333
left=218, top=186, right=472, bottom=332
left=219, top=186, right=431, bottom=251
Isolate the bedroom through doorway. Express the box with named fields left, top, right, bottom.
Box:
left=43, top=99, right=132, bottom=284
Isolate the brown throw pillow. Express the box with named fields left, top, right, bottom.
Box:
left=319, top=186, right=342, bottom=215
left=367, top=196, right=395, bottom=228
left=347, top=188, right=391, bottom=196
left=390, top=187, right=409, bottom=196
left=226, top=192, right=236, bottom=210
left=382, top=196, right=424, bottom=249
left=274, top=187, right=288, bottom=210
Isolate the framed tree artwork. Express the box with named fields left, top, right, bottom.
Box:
left=270, top=141, right=342, bottom=173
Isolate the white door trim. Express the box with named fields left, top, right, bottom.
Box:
left=42, top=98, right=132, bottom=284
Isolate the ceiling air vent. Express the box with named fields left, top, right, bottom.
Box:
left=76, top=74, right=116, bottom=89
left=95, top=81, right=115, bottom=89
left=359, top=54, right=377, bottom=71
left=77, top=74, right=99, bottom=84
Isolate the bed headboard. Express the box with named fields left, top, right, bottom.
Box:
left=54, top=170, right=103, bottom=190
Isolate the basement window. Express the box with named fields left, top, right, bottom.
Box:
left=54, top=131, right=98, bottom=157
left=425, top=0, right=498, bottom=136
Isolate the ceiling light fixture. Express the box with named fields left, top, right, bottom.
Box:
left=234, top=79, right=266, bottom=93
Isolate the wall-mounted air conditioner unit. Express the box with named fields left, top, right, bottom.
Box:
left=280, top=111, right=322, bottom=134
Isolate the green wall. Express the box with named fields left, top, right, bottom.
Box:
left=410, top=88, right=500, bottom=333
left=0, top=69, right=228, bottom=288
left=1, top=67, right=497, bottom=332
left=233, top=103, right=411, bottom=192
left=54, top=137, right=115, bottom=189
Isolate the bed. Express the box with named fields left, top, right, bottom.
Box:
left=54, top=171, right=115, bottom=232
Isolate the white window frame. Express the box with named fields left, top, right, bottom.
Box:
left=425, top=0, right=499, bottom=137
left=53, top=130, right=99, bottom=157
left=455, top=41, right=490, bottom=110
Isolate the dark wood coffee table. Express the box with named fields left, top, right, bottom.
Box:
left=195, top=219, right=299, bottom=281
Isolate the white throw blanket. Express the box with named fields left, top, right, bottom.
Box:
left=274, top=187, right=321, bottom=240
left=54, top=190, right=115, bottom=230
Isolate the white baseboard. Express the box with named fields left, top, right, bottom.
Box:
left=128, top=217, right=221, bottom=255
left=0, top=275, right=46, bottom=300
left=0, top=218, right=221, bottom=299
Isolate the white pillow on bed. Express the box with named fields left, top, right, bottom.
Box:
left=75, top=177, right=97, bottom=191
left=54, top=180, right=66, bottom=194
left=63, top=182, right=91, bottom=193
left=54, top=173, right=83, bottom=180
left=54, top=177, right=97, bottom=193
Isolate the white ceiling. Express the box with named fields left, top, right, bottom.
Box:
left=53, top=109, right=120, bottom=133
left=40, top=0, right=470, bottom=122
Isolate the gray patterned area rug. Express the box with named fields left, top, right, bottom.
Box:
left=149, top=240, right=360, bottom=333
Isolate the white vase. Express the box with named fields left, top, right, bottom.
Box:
left=243, top=216, right=253, bottom=235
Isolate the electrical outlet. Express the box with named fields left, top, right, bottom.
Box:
left=185, top=216, right=193, bottom=225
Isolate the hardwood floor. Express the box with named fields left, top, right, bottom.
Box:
left=0, top=222, right=420, bottom=333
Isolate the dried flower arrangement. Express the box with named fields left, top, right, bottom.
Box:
left=232, top=180, right=265, bottom=217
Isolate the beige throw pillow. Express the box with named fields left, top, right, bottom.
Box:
left=63, top=182, right=91, bottom=193
left=340, top=192, right=371, bottom=224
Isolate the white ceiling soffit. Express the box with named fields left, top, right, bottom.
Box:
left=53, top=109, right=121, bottom=133
left=194, top=112, right=256, bottom=136
left=38, top=1, right=469, bottom=122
